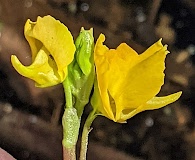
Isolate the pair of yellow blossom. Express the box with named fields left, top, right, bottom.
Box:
left=11, top=15, right=181, bottom=123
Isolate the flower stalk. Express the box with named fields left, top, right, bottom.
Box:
left=62, top=78, right=80, bottom=160
left=79, top=111, right=97, bottom=160
left=63, top=78, right=73, bottom=109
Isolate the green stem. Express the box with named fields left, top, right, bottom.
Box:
left=63, top=78, right=72, bottom=108
left=62, top=78, right=80, bottom=160
left=79, top=111, right=97, bottom=160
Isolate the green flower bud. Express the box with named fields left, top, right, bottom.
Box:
left=75, top=27, right=94, bottom=75
left=65, top=27, right=95, bottom=117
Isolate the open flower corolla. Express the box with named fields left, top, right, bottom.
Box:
left=11, top=15, right=76, bottom=87
left=91, top=34, right=182, bottom=123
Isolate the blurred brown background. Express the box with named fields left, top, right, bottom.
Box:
left=0, top=0, right=194, bottom=159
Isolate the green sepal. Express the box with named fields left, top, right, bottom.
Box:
left=62, top=107, right=80, bottom=148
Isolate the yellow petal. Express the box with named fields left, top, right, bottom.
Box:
left=94, top=34, right=109, bottom=74
left=107, top=44, right=139, bottom=97
left=94, top=34, right=109, bottom=57
left=140, top=39, right=164, bottom=60
left=24, top=20, right=42, bottom=61
left=93, top=34, right=114, bottom=120
left=11, top=46, right=62, bottom=87
left=120, top=91, right=182, bottom=121
left=141, top=91, right=182, bottom=110
left=25, top=15, right=76, bottom=79
left=115, top=42, right=168, bottom=115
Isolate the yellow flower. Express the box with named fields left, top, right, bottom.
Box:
left=11, top=15, right=76, bottom=87
left=91, top=34, right=182, bottom=123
